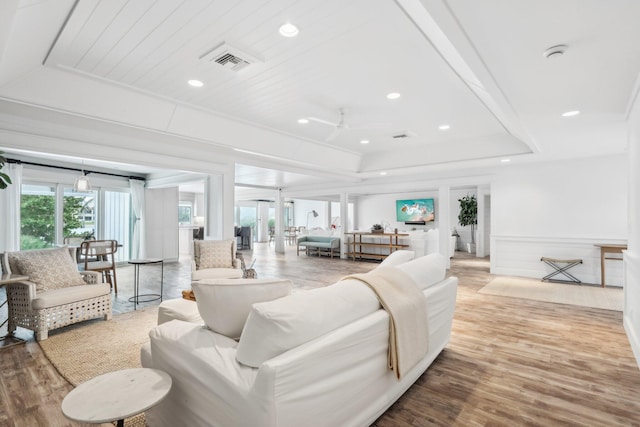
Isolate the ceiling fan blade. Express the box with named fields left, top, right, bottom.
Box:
left=308, top=116, right=338, bottom=127
left=325, top=128, right=341, bottom=141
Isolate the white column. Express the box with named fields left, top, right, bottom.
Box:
left=205, top=168, right=234, bottom=240
left=326, top=201, right=332, bottom=229
left=624, top=88, right=640, bottom=368
left=257, top=201, right=269, bottom=242
left=275, top=189, right=285, bottom=254
left=340, top=192, right=349, bottom=259
left=438, top=185, right=451, bottom=268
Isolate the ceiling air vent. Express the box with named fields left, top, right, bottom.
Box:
left=392, top=130, right=417, bottom=139
left=200, top=42, right=262, bottom=72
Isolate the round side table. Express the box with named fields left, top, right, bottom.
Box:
left=127, top=258, right=164, bottom=309
left=61, top=368, right=172, bottom=427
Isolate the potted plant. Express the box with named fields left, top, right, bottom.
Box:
left=0, top=151, right=12, bottom=189
left=457, top=194, right=477, bottom=253
left=370, top=223, right=384, bottom=234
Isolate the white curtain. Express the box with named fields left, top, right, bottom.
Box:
left=0, top=163, right=23, bottom=253
left=130, top=179, right=146, bottom=259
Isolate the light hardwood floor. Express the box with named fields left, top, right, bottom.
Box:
left=1, top=244, right=639, bottom=426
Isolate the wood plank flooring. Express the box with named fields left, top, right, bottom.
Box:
left=1, top=244, right=639, bottom=426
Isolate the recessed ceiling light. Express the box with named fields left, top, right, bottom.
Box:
left=438, top=124, right=450, bottom=130
left=501, top=158, right=511, bottom=163
left=561, top=110, right=580, bottom=117
left=380, top=171, right=387, bottom=175
left=298, top=118, right=309, bottom=124
left=279, top=22, right=299, bottom=37
left=360, top=139, right=370, bottom=144
left=187, top=79, right=203, bottom=87
left=386, top=92, right=401, bottom=100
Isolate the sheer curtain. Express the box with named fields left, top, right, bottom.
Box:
left=130, top=179, right=146, bottom=259
left=0, top=163, right=23, bottom=253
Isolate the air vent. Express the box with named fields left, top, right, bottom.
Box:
left=200, top=42, right=262, bottom=72
left=392, top=130, right=417, bottom=139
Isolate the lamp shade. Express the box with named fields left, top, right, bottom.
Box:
left=74, top=174, right=91, bottom=192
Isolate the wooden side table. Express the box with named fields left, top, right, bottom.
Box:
left=0, top=274, right=29, bottom=348
left=62, top=368, right=172, bottom=427
left=594, top=244, right=627, bottom=287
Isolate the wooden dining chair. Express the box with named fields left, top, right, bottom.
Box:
left=80, top=240, right=118, bottom=293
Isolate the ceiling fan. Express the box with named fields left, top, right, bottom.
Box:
left=307, top=108, right=390, bottom=141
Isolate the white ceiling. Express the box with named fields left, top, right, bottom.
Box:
left=0, top=0, right=638, bottom=192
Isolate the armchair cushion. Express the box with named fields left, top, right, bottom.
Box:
left=8, top=247, right=85, bottom=293
left=194, top=239, right=234, bottom=269
left=32, top=283, right=111, bottom=310
left=192, top=278, right=293, bottom=339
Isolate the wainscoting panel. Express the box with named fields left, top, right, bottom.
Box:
left=491, top=235, right=625, bottom=287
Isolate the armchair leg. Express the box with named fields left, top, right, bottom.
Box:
left=36, top=330, right=48, bottom=341
left=105, top=312, right=112, bottom=320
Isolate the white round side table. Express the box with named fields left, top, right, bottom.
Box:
left=61, top=368, right=172, bottom=427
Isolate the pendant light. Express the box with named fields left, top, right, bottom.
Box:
left=74, top=170, right=91, bottom=192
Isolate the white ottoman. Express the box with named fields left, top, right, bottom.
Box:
left=157, top=298, right=203, bottom=325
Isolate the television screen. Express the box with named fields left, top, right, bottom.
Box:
left=396, top=198, right=435, bottom=223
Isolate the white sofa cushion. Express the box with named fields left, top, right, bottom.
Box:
left=236, top=253, right=448, bottom=367
left=157, top=298, right=203, bottom=325
left=378, top=250, right=415, bottom=267
left=236, top=279, right=381, bottom=367
left=8, top=246, right=86, bottom=293
left=192, top=278, right=293, bottom=339
left=395, top=253, right=446, bottom=290
left=192, top=268, right=243, bottom=281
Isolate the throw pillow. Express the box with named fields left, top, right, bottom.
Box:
left=191, top=278, right=293, bottom=340
left=194, top=239, right=234, bottom=269
left=235, top=279, right=380, bottom=367
left=378, top=250, right=415, bottom=267
left=395, top=253, right=446, bottom=290
left=9, top=246, right=86, bottom=293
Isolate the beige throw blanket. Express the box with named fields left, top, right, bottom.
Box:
left=342, top=267, right=429, bottom=380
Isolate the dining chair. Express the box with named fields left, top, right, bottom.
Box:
left=80, top=240, right=118, bottom=293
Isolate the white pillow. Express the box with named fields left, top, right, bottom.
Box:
left=395, top=253, right=446, bottom=290
left=236, top=280, right=380, bottom=367
left=378, top=250, right=415, bottom=267
left=192, top=278, right=292, bottom=339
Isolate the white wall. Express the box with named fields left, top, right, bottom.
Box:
left=292, top=199, right=326, bottom=229
left=357, top=191, right=439, bottom=233
left=625, top=88, right=640, bottom=368
left=491, top=155, right=627, bottom=285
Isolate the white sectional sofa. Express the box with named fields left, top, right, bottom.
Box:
left=141, top=253, right=457, bottom=427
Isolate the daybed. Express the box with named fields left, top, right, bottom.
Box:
left=1, top=246, right=111, bottom=340
left=296, top=235, right=340, bottom=258
left=141, top=252, right=457, bottom=427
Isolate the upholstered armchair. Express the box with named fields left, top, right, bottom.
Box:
left=191, top=239, right=245, bottom=281
left=1, top=246, right=112, bottom=341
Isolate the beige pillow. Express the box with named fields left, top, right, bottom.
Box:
left=192, top=278, right=293, bottom=339
left=9, top=247, right=85, bottom=293
left=194, top=240, right=234, bottom=269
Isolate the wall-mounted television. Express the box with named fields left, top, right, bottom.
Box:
left=396, top=198, right=435, bottom=224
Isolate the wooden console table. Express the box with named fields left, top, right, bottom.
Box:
left=345, top=232, right=409, bottom=262
left=594, top=244, right=627, bottom=288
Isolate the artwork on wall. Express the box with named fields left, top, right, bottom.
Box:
left=395, top=198, right=435, bottom=224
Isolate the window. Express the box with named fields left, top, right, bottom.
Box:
left=63, top=188, right=97, bottom=241
left=178, top=204, right=192, bottom=225
left=20, top=184, right=56, bottom=249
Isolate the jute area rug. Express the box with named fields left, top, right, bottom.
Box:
left=38, top=307, right=159, bottom=427
left=479, top=276, right=623, bottom=311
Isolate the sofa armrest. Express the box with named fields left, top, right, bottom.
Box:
left=80, top=271, right=100, bottom=284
